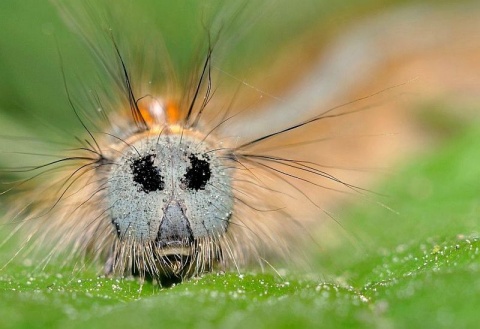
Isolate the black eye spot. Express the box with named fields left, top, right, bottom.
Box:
left=130, top=154, right=164, bottom=193
left=183, top=153, right=211, bottom=190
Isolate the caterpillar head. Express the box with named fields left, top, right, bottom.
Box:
left=104, top=119, right=234, bottom=285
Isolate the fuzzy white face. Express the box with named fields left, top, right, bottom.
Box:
left=107, top=132, right=233, bottom=251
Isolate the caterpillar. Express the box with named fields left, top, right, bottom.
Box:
left=0, top=0, right=410, bottom=287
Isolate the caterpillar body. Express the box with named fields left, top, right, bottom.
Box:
left=0, top=0, right=407, bottom=286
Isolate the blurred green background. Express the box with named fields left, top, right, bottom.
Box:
left=0, top=0, right=479, bottom=328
